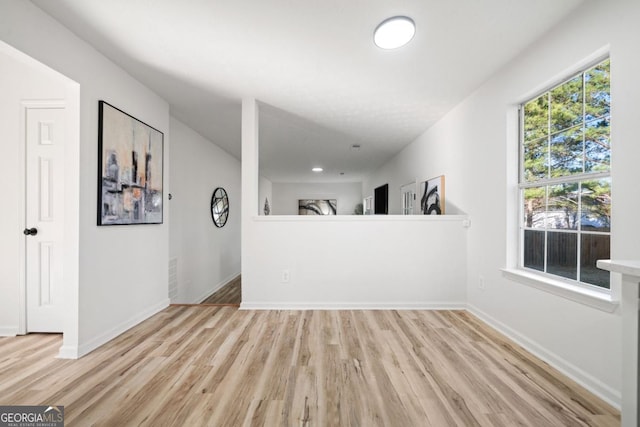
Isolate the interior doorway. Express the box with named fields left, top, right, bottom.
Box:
left=0, top=40, right=80, bottom=357
left=24, top=105, right=67, bottom=332
left=199, top=275, right=241, bottom=305
left=400, top=181, right=417, bottom=215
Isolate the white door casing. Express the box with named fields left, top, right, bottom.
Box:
left=400, top=181, right=417, bottom=215
left=25, top=107, right=65, bottom=332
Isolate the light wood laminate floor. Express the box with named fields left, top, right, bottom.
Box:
left=0, top=307, right=619, bottom=426
left=201, top=276, right=241, bottom=305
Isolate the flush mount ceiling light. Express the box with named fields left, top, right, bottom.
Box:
left=312, top=167, right=323, bottom=172
left=374, top=16, right=415, bottom=49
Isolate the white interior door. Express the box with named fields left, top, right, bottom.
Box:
left=25, top=107, right=65, bottom=332
left=400, top=182, right=417, bottom=215
left=363, top=196, right=373, bottom=215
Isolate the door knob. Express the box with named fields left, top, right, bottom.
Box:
left=23, top=227, right=38, bottom=236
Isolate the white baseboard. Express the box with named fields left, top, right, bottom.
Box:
left=70, top=298, right=170, bottom=359
left=240, top=301, right=466, bottom=310
left=0, top=327, right=18, bottom=336
left=196, top=272, right=240, bottom=304
left=57, top=345, right=79, bottom=359
left=467, top=304, right=621, bottom=409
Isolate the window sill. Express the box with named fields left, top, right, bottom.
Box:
left=501, top=268, right=619, bottom=313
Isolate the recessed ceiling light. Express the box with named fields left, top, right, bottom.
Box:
left=374, top=16, right=415, bottom=49
left=312, top=167, right=323, bottom=172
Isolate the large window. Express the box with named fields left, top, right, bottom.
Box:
left=520, top=58, right=610, bottom=289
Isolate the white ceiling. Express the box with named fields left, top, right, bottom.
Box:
left=33, top=0, right=583, bottom=183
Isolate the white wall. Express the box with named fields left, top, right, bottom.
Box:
left=365, top=0, right=640, bottom=406
left=242, top=101, right=468, bottom=309
left=271, top=182, right=362, bottom=215
left=169, top=117, right=241, bottom=303
left=363, top=130, right=466, bottom=215
left=243, top=216, right=468, bottom=308
left=0, top=0, right=170, bottom=357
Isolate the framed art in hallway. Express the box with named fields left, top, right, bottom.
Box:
left=420, top=175, right=445, bottom=215
left=298, top=199, right=337, bottom=215
left=97, top=101, right=164, bottom=225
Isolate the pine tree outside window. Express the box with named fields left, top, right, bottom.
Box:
left=519, top=58, right=611, bottom=289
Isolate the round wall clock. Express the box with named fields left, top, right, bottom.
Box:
left=210, top=187, right=229, bottom=228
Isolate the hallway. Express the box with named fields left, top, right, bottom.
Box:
left=201, top=276, right=241, bottom=305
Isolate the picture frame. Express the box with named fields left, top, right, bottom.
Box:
left=420, top=175, right=445, bottom=215
left=210, top=187, right=229, bottom=228
left=298, top=199, right=337, bottom=215
left=97, top=101, right=164, bottom=225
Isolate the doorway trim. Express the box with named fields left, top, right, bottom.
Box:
left=18, top=100, right=67, bottom=336
left=2, top=39, right=81, bottom=358
left=400, top=180, right=418, bottom=215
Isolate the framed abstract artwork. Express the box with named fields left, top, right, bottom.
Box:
left=97, top=101, right=164, bottom=225
left=298, top=199, right=337, bottom=215
left=420, top=175, right=445, bottom=215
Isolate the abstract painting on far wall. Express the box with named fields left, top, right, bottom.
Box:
left=420, top=175, right=445, bottom=215
left=98, top=101, right=164, bottom=225
left=298, top=199, right=337, bottom=215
